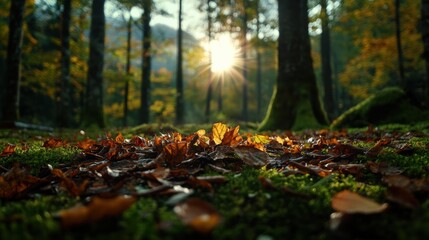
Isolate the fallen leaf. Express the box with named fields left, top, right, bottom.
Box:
left=57, top=195, right=136, bottom=228
left=163, top=142, right=188, bottom=168
left=51, top=169, right=88, bottom=197
left=234, top=146, right=269, bottom=167
left=212, top=123, right=228, bottom=145
left=331, top=190, right=388, bottom=214
left=43, top=138, right=67, bottom=148
left=0, top=165, right=41, bottom=199
left=115, top=133, right=125, bottom=143
left=366, top=138, right=391, bottom=157
left=0, top=144, right=16, bottom=157
left=76, top=139, right=97, bottom=150
left=174, top=198, right=221, bottom=234
left=382, top=175, right=411, bottom=188
left=221, top=125, right=241, bottom=146
left=386, top=186, right=419, bottom=209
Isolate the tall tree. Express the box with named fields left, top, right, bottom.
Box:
left=175, top=0, right=184, bottom=124
left=256, top=0, right=262, bottom=119
left=83, top=0, right=106, bottom=128
left=421, top=0, right=429, bottom=104
left=241, top=0, right=249, bottom=122
left=57, top=0, right=72, bottom=128
left=320, top=0, right=334, bottom=121
left=140, top=0, right=152, bottom=124
left=1, top=0, right=26, bottom=125
left=395, top=0, right=405, bottom=87
left=123, top=9, right=133, bottom=127
left=259, top=0, right=327, bottom=130
left=205, top=0, right=213, bottom=122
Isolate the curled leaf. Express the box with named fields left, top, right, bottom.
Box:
left=212, top=123, right=227, bottom=145
left=332, top=190, right=388, bottom=214
left=57, top=195, right=136, bottom=228
left=174, top=198, right=221, bottom=234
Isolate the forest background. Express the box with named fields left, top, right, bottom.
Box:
left=0, top=0, right=427, bottom=129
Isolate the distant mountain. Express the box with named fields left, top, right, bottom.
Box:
left=107, top=17, right=199, bottom=73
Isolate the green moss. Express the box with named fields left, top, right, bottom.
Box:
left=331, top=87, right=429, bottom=129
left=0, top=143, right=80, bottom=175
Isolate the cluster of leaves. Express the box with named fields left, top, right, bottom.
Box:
left=1, top=123, right=429, bottom=237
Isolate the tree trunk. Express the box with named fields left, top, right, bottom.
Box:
left=422, top=0, right=429, bottom=106
left=395, top=0, right=405, bottom=88
left=320, top=0, right=334, bottom=121
left=57, top=0, right=72, bottom=128
left=259, top=0, right=327, bottom=131
left=123, top=15, right=132, bottom=127
left=1, top=0, right=26, bottom=124
left=84, top=0, right=105, bottom=128
left=141, top=0, right=152, bottom=124
left=205, top=0, right=213, bottom=123
left=175, top=0, right=184, bottom=124
left=241, top=0, right=248, bottom=122
left=256, top=2, right=262, bottom=120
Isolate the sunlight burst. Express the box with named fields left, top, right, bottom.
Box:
left=210, top=35, right=239, bottom=73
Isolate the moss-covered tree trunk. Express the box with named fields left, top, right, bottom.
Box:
left=259, top=0, right=327, bottom=131
left=83, top=0, right=105, bottom=128
left=140, top=0, right=152, bottom=124
left=422, top=0, right=429, bottom=106
left=1, top=0, right=26, bottom=124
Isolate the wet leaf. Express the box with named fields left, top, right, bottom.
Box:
left=57, top=195, right=136, bottom=228
left=174, top=198, right=221, bottom=234
left=234, top=146, right=269, bottom=167
left=331, top=190, right=388, bottom=214
left=212, top=122, right=228, bottom=145
left=51, top=169, right=88, bottom=197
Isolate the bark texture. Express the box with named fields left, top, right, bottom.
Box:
left=57, top=0, right=72, bottom=128
left=175, top=0, right=184, bottom=124
left=140, top=0, right=152, bottom=124
left=320, top=0, right=334, bottom=121
left=84, top=0, right=105, bottom=128
left=259, top=0, right=327, bottom=131
left=1, top=0, right=26, bottom=123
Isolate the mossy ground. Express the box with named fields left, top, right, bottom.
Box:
left=1, top=123, right=429, bottom=240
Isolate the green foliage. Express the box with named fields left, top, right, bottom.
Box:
left=331, top=87, right=429, bottom=128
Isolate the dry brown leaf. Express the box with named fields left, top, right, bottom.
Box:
left=212, top=123, right=228, bottom=145
left=163, top=142, right=188, bottom=167
left=115, top=132, right=125, bottom=144
left=221, top=125, right=241, bottom=146
left=43, top=138, right=67, bottom=148
left=331, top=190, right=388, bottom=214
left=174, top=198, right=221, bottom=234
left=57, top=195, right=136, bottom=228
left=234, top=146, right=269, bottom=167
left=76, top=139, right=97, bottom=150
left=386, top=186, right=419, bottom=209
left=0, top=165, right=41, bottom=199
left=0, top=144, right=16, bottom=157
left=51, top=169, right=88, bottom=197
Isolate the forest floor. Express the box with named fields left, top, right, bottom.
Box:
left=0, top=122, right=429, bottom=240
